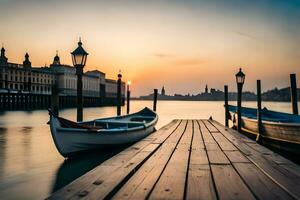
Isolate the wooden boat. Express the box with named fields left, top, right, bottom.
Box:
left=228, top=105, right=300, bottom=154
left=49, top=107, right=158, bottom=158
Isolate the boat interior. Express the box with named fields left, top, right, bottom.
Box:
left=56, top=108, right=157, bottom=131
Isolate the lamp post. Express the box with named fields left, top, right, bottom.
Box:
left=235, top=68, right=245, bottom=132
left=127, top=81, right=131, bottom=114
left=71, top=38, right=88, bottom=122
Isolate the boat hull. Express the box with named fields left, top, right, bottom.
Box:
left=229, top=111, right=300, bottom=154
left=49, top=107, right=158, bottom=157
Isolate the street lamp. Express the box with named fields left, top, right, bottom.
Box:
left=127, top=81, right=131, bottom=114
left=235, top=68, right=245, bottom=132
left=71, top=38, right=88, bottom=122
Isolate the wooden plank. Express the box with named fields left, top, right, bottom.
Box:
left=211, top=120, right=300, bottom=199
left=148, top=121, right=193, bottom=200
left=207, top=150, right=230, bottom=165
left=199, top=120, right=230, bottom=165
left=234, top=163, right=294, bottom=200
left=224, top=151, right=250, bottom=163
left=186, top=120, right=217, bottom=200
left=47, top=120, right=181, bottom=200
left=210, top=132, right=237, bottom=151
left=203, top=120, right=219, bottom=132
left=211, top=165, right=256, bottom=200
left=247, top=152, right=300, bottom=198
left=186, top=164, right=217, bottom=200
left=111, top=121, right=188, bottom=200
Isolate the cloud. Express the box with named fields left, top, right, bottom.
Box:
left=152, top=53, right=174, bottom=58
left=234, top=31, right=258, bottom=40
left=173, top=57, right=208, bottom=66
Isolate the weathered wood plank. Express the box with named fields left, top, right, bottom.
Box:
left=224, top=150, right=250, bottom=163
left=203, top=120, right=219, bottom=132
left=207, top=150, right=230, bottom=164
left=234, top=163, right=294, bottom=200
left=211, top=165, right=256, bottom=200
left=211, top=120, right=300, bottom=199
left=148, top=121, right=193, bottom=200
left=186, top=120, right=217, bottom=200
left=111, top=121, right=188, bottom=200
left=186, top=164, right=217, bottom=200
left=47, top=120, right=181, bottom=200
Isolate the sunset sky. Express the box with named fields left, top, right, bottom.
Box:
left=0, top=0, right=300, bottom=96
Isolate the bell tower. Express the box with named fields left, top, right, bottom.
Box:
left=23, top=53, right=32, bottom=70
left=0, top=46, right=8, bottom=65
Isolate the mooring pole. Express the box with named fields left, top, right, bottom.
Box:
left=290, top=74, right=298, bottom=115
left=257, top=80, right=262, bottom=141
left=153, top=89, right=158, bottom=111
left=51, top=79, right=59, bottom=116
left=224, top=85, right=229, bottom=127
left=126, top=83, right=130, bottom=114
left=117, top=73, right=122, bottom=116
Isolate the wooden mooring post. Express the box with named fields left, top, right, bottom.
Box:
left=224, top=85, right=229, bottom=127
left=51, top=82, right=59, bottom=116
left=256, top=80, right=262, bottom=141
left=290, top=74, right=298, bottom=115
left=153, top=89, right=158, bottom=111
left=117, top=72, right=122, bottom=116
left=126, top=83, right=130, bottom=114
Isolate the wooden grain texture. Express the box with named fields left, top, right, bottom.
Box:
left=111, top=121, right=188, bottom=200
left=148, top=121, right=193, bottom=200
left=186, top=121, right=217, bottom=200
left=211, top=165, right=256, bottom=200
left=234, top=163, right=294, bottom=200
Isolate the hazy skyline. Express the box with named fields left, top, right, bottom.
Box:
left=1, top=0, right=300, bottom=96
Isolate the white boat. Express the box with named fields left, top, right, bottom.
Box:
left=228, top=105, right=300, bottom=154
left=49, top=107, right=158, bottom=158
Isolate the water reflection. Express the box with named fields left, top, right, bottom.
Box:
left=51, top=145, right=128, bottom=193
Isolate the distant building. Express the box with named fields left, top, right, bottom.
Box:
left=161, top=86, right=165, bottom=96
left=205, top=84, right=208, bottom=94
left=0, top=47, right=53, bottom=94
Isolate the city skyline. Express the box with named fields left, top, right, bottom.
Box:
left=1, top=0, right=300, bottom=96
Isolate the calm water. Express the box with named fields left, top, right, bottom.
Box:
left=0, top=100, right=298, bottom=200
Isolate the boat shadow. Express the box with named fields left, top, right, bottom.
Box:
left=50, top=144, right=130, bottom=193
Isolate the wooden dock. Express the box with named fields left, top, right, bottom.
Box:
left=48, top=120, right=300, bottom=200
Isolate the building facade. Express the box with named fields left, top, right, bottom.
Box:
left=0, top=47, right=125, bottom=99
left=0, top=47, right=54, bottom=94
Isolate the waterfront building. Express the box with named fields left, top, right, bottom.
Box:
left=0, top=47, right=53, bottom=94
left=49, top=53, right=105, bottom=97
left=105, top=78, right=125, bottom=99
left=0, top=47, right=125, bottom=106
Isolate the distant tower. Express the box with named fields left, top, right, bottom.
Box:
left=52, top=50, right=61, bottom=65
left=23, top=53, right=32, bottom=70
left=161, top=86, right=165, bottom=96
left=205, top=84, right=208, bottom=94
left=0, top=46, right=8, bottom=65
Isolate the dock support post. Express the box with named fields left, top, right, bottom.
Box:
left=290, top=74, right=298, bottom=115
left=153, top=89, right=158, bottom=112
left=224, top=85, right=229, bottom=127
left=126, top=84, right=130, bottom=114
left=117, top=72, right=122, bottom=116
left=51, top=81, right=59, bottom=116
left=257, top=80, right=262, bottom=141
